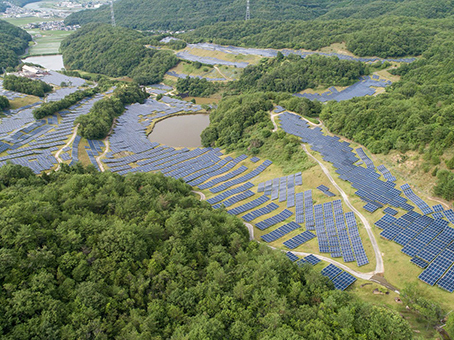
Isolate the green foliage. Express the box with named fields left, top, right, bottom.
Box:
left=201, top=93, right=273, bottom=147
left=0, top=19, right=32, bottom=72
left=401, top=283, right=445, bottom=329
left=0, top=95, right=9, bottom=110
left=76, top=84, right=148, bottom=140
left=446, top=155, right=454, bottom=170
left=184, top=16, right=437, bottom=58
left=0, top=2, right=9, bottom=12
left=266, top=93, right=323, bottom=118
left=434, top=170, right=454, bottom=201
left=33, top=87, right=99, bottom=119
left=320, top=39, right=454, bottom=155
left=176, top=76, right=219, bottom=97
left=65, top=0, right=454, bottom=32
left=0, top=165, right=414, bottom=338
left=3, top=75, right=53, bottom=97
left=61, top=23, right=178, bottom=85
left=235, top=54, right=368, bottom=93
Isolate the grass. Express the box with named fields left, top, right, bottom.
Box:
left=26, top=29, right=72, bottom=56
left=9, top=95, right=41, bottom=109
left=184, top=47, right=262, bottom=65
left=2, top=17, right=55, bottom=27
left=77, top=139, right=91, bottom=167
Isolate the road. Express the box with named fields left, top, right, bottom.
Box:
left=96, top=140, right=109, bottom=172
left=55, top=123, right=79, bottom=170
left=301, top=144, right=384, bottom=274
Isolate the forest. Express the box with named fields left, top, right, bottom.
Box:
left=76, top=84, right=149, bottom=140
left=0, top=95, right=9, bottom=110
left=184, top=16, right=440, bottom=58
left=176, top=76, right=219, bottom=97
left=234, top=54, right=369, bottom=93
left=33, top=87, right=99, bottom=119
left=3, top=75, right=53, bottom=97
left=64, top=0, right=454, bottom=31
left=0, top=19, right=32, bottom=72
left=60, top=24, right=178, bottom=85
left=0, top=162, right=417, bottom=339
left=0, top=2, right=9, bottom=12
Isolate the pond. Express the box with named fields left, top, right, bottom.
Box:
left=148, top=113, right=210, bottom=148
left=22, top=54, right=64, bottom=71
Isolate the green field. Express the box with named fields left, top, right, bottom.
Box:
left=2, top=16, right=55, bottom=26
left=26, top=29, right=72, bottom=55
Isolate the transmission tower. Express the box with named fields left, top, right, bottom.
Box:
left=245, top=0, right=250, bottom=21
left=110, top=1, right=116, bottom=27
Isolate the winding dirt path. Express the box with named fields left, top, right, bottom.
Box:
left=302, top=144, right=384, bottom=274
left=55, top=124, right=79, bottom=171
left=191, top=186, right=395, bottom=287
left=214, top=65, right=231, bottom=81
left=96, top=140, right=109, bottom=172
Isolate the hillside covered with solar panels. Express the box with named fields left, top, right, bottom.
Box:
left=3, top=0, right=454, bottom=337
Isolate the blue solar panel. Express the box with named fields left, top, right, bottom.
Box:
left=321, top=264, right=343, bottom=280
left=286, top=252, right=299, bottom=262
left=304, top=254, right=321, bottom=265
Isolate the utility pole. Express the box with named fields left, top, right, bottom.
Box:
left=246, top=0, right=250, bottom=21
left=110, top=1, right=116, bottom=27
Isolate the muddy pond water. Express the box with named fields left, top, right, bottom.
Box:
left=147, top=113, right=210, bottom=148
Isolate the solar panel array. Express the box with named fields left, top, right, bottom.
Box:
left=401, top=184, right=433, bottom=215
left=0, top=92, right=104, bottom=174
left=317, top=185, right=336, bottom=197
left=283, top=230, right=316, bottom=249
left=256, top=209, right=293, bottom=230
left=261, top=222, right=301, bottom=243
left=258, top=172, right=302, bottom=206
left=377, top=164, right=396, bottom=182
left=242, top=202, right=279, bottom=222
left=227, top=195, right=269, bottom=215
left=321, top=264, right=357, bottom=290
left=279, top=112, right=415, bottom=214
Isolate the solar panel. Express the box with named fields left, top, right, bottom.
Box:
left=304, top=254, right=321, bottom=265
left=332, top=271, right=357, bottom=290
left=286, top=252, right=299, bottom=262
left=321, top=264, right=343, bottom=280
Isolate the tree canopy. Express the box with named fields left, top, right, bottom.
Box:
left=3, top=75, right=53, bottom=97
left=65, top=0, right=454, bottom=31
left=76, top=83, right=149, bottom=140
left=60, top=23, right=178, bottom=85
left=0, top=19, right=32, bottom=72
left=0, top=95, right=9, bottom=110
left=0, top=163, right=414, bottom=339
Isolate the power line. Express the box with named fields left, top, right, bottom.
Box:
left=246, top=0, right=250, bottom=21
left=110, top=1, right=116, bottom=27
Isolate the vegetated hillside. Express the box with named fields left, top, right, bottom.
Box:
left=0, top=19, right=32, bottom=72
left=235, top=54, right=369, bottom=93
left=60, top=23, right=178, bottom=85
left=184, top=16, right=438, bottom=58
left=3, top=74, right=53, bottom=97
left=0, top=2, right=9, bottom=12
left=8, top=0, right=40, bottom=6
left=64, top=0, right=454, bottom=31
left=320, top=39, right=454, bottom=200
left=0, top=163, right=415, bottom=339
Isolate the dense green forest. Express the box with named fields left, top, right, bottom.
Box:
left=0, top=95, right=9, bottom=110
left=235, top=54, right=369, bottom=93
left=3, top=75, right=53, bottom=97
left=33, top=87, right=99, bottom=119
left=65, top=0, right=454, bottom=31
left=176, top=77, right=219, bottom=97
left=0, top=2, right=9, bottom=12
left=184, top=16, right=441, bottom=58
left=0, top=19, right=32, bottom=72
left=201, top=93, right=316, bottom=173
left=60, top=24, right=178, bottom=85
left=0, top=163, right=416, bottom=339
left=76, top=84, right=148, bottom=139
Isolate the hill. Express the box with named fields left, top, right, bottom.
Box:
left=64, top=0, right=454, bottom=31
left=60, top=23, right=178, bottom=84
left=0, top=19, right=32, bottom=72
left=0, top=163, right=414, bottom=338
